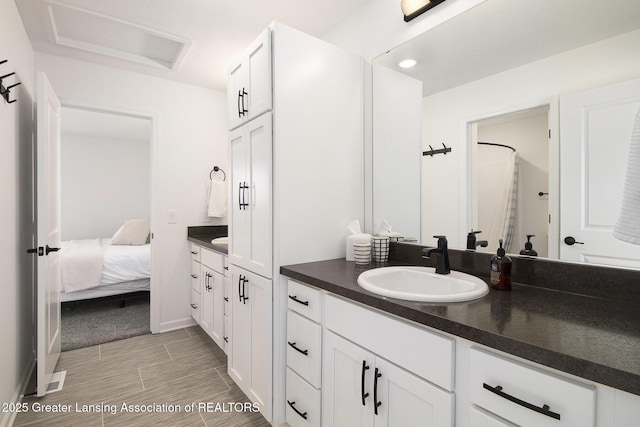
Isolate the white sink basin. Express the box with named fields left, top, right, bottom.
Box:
left=357, top=266, right=489, bottom=303
left=211, top=237, right=229, bottom=245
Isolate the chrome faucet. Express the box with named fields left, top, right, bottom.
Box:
left=422, top=235, right=450, bottom=275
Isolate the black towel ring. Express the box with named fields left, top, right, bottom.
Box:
left=210, top=166, right=226, bottom=181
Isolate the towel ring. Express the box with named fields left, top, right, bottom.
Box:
left=210, top=166, right=226, bottom=181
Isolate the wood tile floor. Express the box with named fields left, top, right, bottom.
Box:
left=14, top=326, right=270, bottom=426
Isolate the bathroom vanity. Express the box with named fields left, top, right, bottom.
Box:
left=281, top=244, right=640, bottom=426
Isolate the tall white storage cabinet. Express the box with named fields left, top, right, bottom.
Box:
left=226, top=22, right=364, bottom=424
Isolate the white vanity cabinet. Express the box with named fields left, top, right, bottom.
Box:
left=188, top=244, right=227, bottom=350
left=228, top=112, right=272, bottom=279
left=228, top=264, right=272, bottom=418
left=223, top=255, right=231, bottom=354
left=227, top=27, right=272, bottom=131
left=323, top=294, right=455, bottom=427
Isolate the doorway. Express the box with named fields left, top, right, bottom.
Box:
left=470, top=106, right=550, bottom=256
left=59, top=106, right=153, bottom=350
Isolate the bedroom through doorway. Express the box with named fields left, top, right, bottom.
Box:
left=59, top=106, right=152, bottom=351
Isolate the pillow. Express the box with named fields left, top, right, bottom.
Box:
left=111, top=219, right=150, bottom=245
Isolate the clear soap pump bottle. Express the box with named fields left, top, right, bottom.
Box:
left=490, top=239, right=512, bottom=291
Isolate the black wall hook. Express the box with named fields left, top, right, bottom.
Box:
left=0, top=61, right=21, bottom=104
left=423, top=143, right=452, bottom=157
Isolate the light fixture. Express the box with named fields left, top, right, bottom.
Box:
left=398, top=59, right=417, bottom=69
left=401, top=0, right=447, bottom=22
left=613, top=108, right=640, bottom=245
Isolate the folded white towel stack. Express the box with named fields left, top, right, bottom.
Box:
left=208, top=180, right=228, bottom=217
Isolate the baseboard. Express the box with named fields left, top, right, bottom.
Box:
left=157, top=316, right=196, bottom=334
left=1, top=352, right=36, bottom=427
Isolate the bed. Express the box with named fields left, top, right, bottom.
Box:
left=60, top=238, right=151, bottom=302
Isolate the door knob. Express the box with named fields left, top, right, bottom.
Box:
left=45, top=245, right=61, bottom=255
left=564, top=236, right=584, bottom=246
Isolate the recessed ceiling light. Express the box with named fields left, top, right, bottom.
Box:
left=398, top=59, right=417, bottom=69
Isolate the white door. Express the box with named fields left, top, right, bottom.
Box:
left=375, top=357, right=454, bottom=427
left=323, top=330, right=375, bottom=427
left=560, top=78, right=640, bottom=267
left=36, top=72, right=62, bottom=396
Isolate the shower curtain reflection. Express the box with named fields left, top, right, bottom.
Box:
left=477, top=143, right=518, bottom=252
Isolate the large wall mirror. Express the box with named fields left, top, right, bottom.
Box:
left=372, top=0, right=640, bottom=269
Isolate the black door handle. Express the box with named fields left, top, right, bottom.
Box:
left=564, top=236, right=584, bottom=246
left=241, top=277, right=249, bottom=303
left=46, top=245, right=61, bottom=255
left=374, top=368, right=382, bottom=415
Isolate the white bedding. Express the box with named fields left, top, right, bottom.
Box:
left=61, top=238, right=151, bottom=293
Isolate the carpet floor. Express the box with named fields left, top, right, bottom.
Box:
left=61, top=292, right=150, bottom=351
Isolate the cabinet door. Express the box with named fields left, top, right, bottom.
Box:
left=211, top=270, right=225, bottom=348
left=227, top=27, right=271, bottom=131
left=228, top=113, right=272, bottom=278
left=200, top=265, right=215, bottom=335
left=228, top=266, right=273, bottom=421
left=374, top=357, right=454, bottom=427
left=245, top=113, right=272, bottom=277
left=323, top=330, right=375, bottom=427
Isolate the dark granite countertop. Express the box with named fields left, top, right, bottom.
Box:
left=187, top=225, right=228, bottom=255
left=280, top=258, right=640, bottom=396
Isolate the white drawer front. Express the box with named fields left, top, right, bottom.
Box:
left=191, top=288, right=201, bottom=323
left=201, top=248, right=224, bottom=273
left=287, top=280, right=322, bottom=322
left=470, top=406, right=517, bottom=427
left=287, top=310, right=322, bottom=388
left=325, top=295, right=454, bottom=391
left=190, top=244, right=200, bottom=262
left=191, top=260, right=200, bottom=292
left=286, top=367, right=321, bottom=427
left=469, top=347, right=596, bottom=427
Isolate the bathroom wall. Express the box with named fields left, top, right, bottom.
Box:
left=0, top=0, right=36, bottom=424
left=36, top=52, right=228, bottom=333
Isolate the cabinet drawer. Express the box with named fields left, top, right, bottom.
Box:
left=201, top=248, right=224, bottom=273
left=190, top=244, right=200, bottom=262
left=469, top=347, right=595, bottom=427
left=286, top=367, right=321, bottom=427
left=287, top=310, right=322, bottom=388
left=325, top=295, right=454, bottom=391
left=191, top=260, right=200, bottom=292
left=287, top=280, right=322, bottom=323
left=191, top=288, right=201, bottom=322
left=470, top=406, right=517, bottom=427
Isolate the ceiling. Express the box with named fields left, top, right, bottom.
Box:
left=16, top=0, right=371, bottom=91
left=375, top=0, right=640, bottom=96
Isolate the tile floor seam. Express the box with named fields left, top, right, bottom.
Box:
left=215, top=366, right=232, bottom=390
left=198, top=410, right=207, bottom=426
left=138, top=368, right=146, bottom=391
left=164, top=343, right=173, bottom=360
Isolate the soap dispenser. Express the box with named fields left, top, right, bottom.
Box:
left=490, top=239, right=512, bottom=291
left=519, top=235, right=538, bottom=257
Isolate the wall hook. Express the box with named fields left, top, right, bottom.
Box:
left=422, top=142, right=452, bottom=157
left=0, top=61, right=21, bottom=104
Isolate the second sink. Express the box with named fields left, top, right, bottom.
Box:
left=357, top=266, right=489, bottom=303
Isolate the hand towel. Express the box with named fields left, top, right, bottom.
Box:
left=208, top=180, right=228, bottom=217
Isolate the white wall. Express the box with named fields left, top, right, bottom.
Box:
left=61, top=133, right=150, bottom=240
left=35, top=52, right=228, bottom=333
left=0, top=1, right=36, bottom=425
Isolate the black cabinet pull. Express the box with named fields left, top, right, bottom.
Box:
left=190, top=250, right=198, bottom=255
left=288, top=295, right=309, bottom=306
left=224, top=297, right=229, bottom=302
left=482, top=383, right=561, bottom=420
left=241, top=88, right=248, bottom=116
left=374, top=368, right=382, bottom=415
left=361, top=360, right=370, bottom=406
left=191, top=274, right=198, bottom=279
left=238, top=275, right=244, bottom=302
left=287, top=400, right=308, bottom=420
left=238, top=182, right=243, bottom=210
left=224, top=336, right=228, bottom=343
left=241, top=277, right=249, bottom=303
left=190, top=303, right=198, bottom=309
left=237, top=89, right=243, bottom=118
left=287, top=341, right=309, bottom=356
